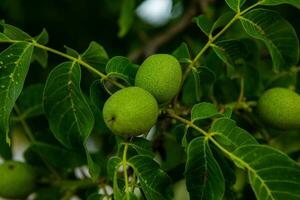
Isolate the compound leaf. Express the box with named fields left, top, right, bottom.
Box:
left=232, top=145, right=300, bottom=200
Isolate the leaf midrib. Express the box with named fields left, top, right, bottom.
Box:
left=209, top=137, right=276, bottom=200
left=239, top=15, right=284, bottom=68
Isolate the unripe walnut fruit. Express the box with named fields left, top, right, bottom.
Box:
left=257, top=87, right=300, bottom=130
left=0, top=161, right=36, bottom=199
left=135, top=54, right=182, bottom=103
left=103, top=87, right=159, bottom=136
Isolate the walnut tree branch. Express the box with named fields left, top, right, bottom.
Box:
left=128, top=1, right=201, bottom=62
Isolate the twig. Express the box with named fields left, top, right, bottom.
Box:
left=128, top=2, right=200, bottom=62
left=14, top=105, right=61, bottom=180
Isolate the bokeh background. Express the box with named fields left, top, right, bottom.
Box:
left=0, top=0, right=299, bottom=199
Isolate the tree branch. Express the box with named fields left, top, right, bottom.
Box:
left=128, top=2, right=200, bottom=62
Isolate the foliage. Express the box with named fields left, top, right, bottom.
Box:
left=0, top=0, right=300, bottom=199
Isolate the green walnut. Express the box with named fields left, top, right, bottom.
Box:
left=135, top=54, right=182, bottom=103
left=103, top=87, right=159, bottom=136
left=257, top=87, right=300, bottom=130
left=0, top=161, right=36, bottom=199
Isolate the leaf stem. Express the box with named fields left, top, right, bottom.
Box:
left=14, top=105, right=35, bottom=142
left=178, top=1, right=261, bottom=92
left=166, top=109, right=208, bottom=136
left=122, top=142, right=130, bottom=199
left=1, top=40, right=125, bottom=89
left=13, top=104, right=61, bottom=180
left=237, top=77, right=245, bottom=104
left=167, top=109, right=275, bottom=199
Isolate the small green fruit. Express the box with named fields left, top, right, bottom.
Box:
left=0, top=161, right=36, bottom=199
left=257, top=87, right=300, bottom=130
left=135, top=54, right=182, bottom=103
left=103, top=87, right=159, bottom=136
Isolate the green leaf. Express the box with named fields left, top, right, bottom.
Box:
left=210, top=12, right=235, bottom=35
left=212, top=147, right=236, bottom=198
left=225, top=0, right=246, bottom=11
left=0, top=22, right=32, bottom=40
left=191, top=102, right=220, bottom=122
left=0, top=42, right=33, bottom=144
left=89, top=80, right=110, bottom=133
left=43, top=61, right=94, bottom=148
left=64, top=45, right=79, bottom=58
left=81, top=41, right=109, bottom=69
left=210, top=118, right=258, bottom=152
left=107, top=156, right=122, bottom=180
left=191, top=67, right=202, bottom=101
left=107, top=156, right=124, bottom=200
left=240, top=9, right=299, bottom=71
left=185, top=137, right=225, bottom=200
left=232, top=145, right=300, bottom=200
left=32, top=29, right=49, bottom=68
left=17, top=84, right=44, bottom=119
left=260, top=0, right=300, bottom=9
left=128, top=155, right=172, bottom=200
left=0, top=33, right=11, bottom=42
left=0, top=136, right=11, bottom=160
left=194, top=15, right=213, bottom=36
left=34, top=28, right=49, bottom=45
left=85, top=145, right=101, bottom=181
left=32, top=46, right=48, bottom=68
left=172, top=42, right=191, bottom=63
left=27, top=142, right=86, bottom=168
left=128, top=137, right=155, bottom=158
left=269, top=131, right=300, bottom=154
left=211, top=39, right=249, bottom=77
left=105, top=56, right=138, bottom=85
left=118, top=0, right=135, bottom=37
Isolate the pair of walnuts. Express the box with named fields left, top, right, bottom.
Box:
left=103, top=54, right=182, bottom=137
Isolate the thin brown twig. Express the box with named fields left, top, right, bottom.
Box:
left=128, top=1, right=200, bottom=62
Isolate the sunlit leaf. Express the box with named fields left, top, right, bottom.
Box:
left=0, top=42, right=33, bottom=144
